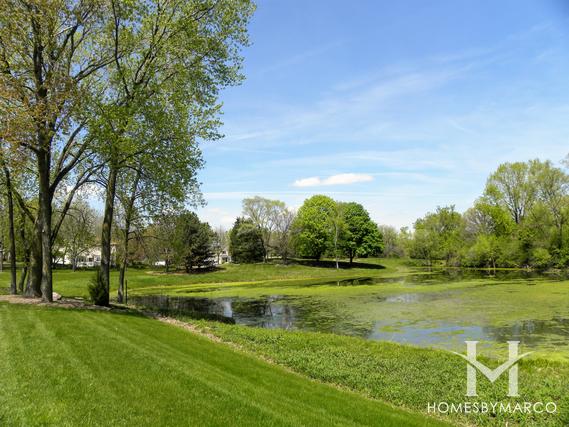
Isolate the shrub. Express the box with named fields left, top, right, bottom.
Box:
left=88, top=270, right=108, bottom=306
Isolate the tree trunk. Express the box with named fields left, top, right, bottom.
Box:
left=37, top=149, right=53, bottom=302
left=26, top=230, right=42, bottom=297
left=18, top=249, right=29, bottom=295
left=4, top=167, right=17, bottom=294
left=117, top=170, right=140, bottom=304
left=99, top=166, right=118, bottom=306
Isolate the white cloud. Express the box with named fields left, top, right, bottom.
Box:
left=293, top=173, right=373, bottom=187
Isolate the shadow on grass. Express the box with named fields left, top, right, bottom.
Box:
left=292, top=259, right=386, bottom=270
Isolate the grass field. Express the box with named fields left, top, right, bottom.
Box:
left=1, top=259, right=568, bottom=426
left=194, top=321, right=568, bottom=426
left=0, top=302, right=444, bottom=427
left=0, top=258, right=412, bottom=298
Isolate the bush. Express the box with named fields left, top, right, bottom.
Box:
left=88, top=270, right=108, bottom=306
left=229, top=217, right=264, bottom=263
left=531, top=247, right=552, bottom=269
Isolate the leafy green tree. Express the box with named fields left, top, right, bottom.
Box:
left=172, top=212, right=214, bottom=273
left=273, top=206, right=296, bottom=262
left=293, top=195, right=337, bottom=260
left=0, top=1, right=112, bottom=301
left=484, top=161, right=539, bottom=225
left=533, top=160, right=569, bottom=249
left=463, top=234, right=501, bottom=268
left=411, top=206, right=463, bottom=265
left=90, top=0, right=255, bottom=305
left=57, top=199, right=97, bottom=271
left=242, top=197, right=285, bottom=261
left=340, top=203, right=383, bottom=264
left=229, top=218, right=264, bottom=263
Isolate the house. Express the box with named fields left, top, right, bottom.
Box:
left=57, top=244, right=117, bottom=268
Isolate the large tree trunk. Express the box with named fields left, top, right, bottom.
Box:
left=4, top=167, right=17, bottom=294
left=26, top=230, right=42, bottom=297
left=99, top=166, right=118, bottom=306
left=117, top=171, right=140, bottom=304
left=37, top=149, right=53, bottom=302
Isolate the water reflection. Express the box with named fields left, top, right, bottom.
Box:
left=130, top=269, right=569, bottom=354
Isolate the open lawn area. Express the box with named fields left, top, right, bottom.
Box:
left=0, top=258, right=412, bottom=299
left=2, top=259, right=569, bottom=426
left=0, top=302, right=444, bottom=427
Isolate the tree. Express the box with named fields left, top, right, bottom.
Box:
left=91, top=0, right=254, bottom=305
left=273, top=207, right=296, bottom=262
left=242, top=197, right=285, bottom=261
left=378, top=225, right=405, bottom=257
left=340, top=202, right=383, bottom=265
left=293, top=195, right=337, bottom=260
left=229, top=218, right=264, bottom=263
left=484, top=161, right=539, bottom=225
left=533, top=160, right=569, bottom=249
left=0, top=1, right=111, bottom=301
left=1, top=165, right=17, bottom=293
left=211, top=226, right=229, bottom=265
left=172, top=212, right=214, bottom=273
left=57, top=199, right=97, bottom=271
left=411, top=206, right=463, bottom=265
left=148, top=214, right=178, bottom=273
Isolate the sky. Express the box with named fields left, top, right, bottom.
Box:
left=195, top=0, right=569, bottom=230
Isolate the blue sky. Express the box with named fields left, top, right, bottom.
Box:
left=196, top=0, right=569, bottom=229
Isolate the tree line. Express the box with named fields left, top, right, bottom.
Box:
left=382, top=158, right=569, bottom=269
left=0, top=0, right=255, bottom=304
left=229, top=195, right=383, bottom=267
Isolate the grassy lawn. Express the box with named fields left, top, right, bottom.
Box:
left=194, top=321, right=569, bottom=427
left=0, top=302, right=444, bottom=427
left=0, top=258, right=413, bottom=299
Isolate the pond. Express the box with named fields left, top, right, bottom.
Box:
left=130, top=269, right=569, bottom=357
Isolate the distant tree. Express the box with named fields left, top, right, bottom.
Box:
left=293, top=195, right=337, bottom=260
left=274, top=207, right=296, bottom=262
left=148, top=214, right=178, bottom=273
left=411, top=206, right=463, bottom=265
left=484, top=161, right=539, bottom=225
left=378, top=225, right=405, bottom=257
left=340, top=203, right=383, bottom=264
left=463, top=234, right=501, bottom=269
left=212, top=226, right=229, bottom=264
left=533, top=160, right=569, bottom=249
left=242, top=197, right=285, bottom=261
left=172, top=212, right=214, bottom=273
left=229, top=218, right=264, bottom=263
left=58, top=200, right=97, bottom=271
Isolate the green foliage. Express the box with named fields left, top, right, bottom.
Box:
left=242, top=196, right=286, bottom=260
left=229, top=217, right=264, bottom=263
left=411, top=206, right=462, bottom=265
left=87, top=270, right=108, bottom=306
left=172, top=211, right=214, bottom=272
left=531, top=247, right=552, bottom=269
left=407, top=158, right=569, bottom=269
left=340, top=202, right=383, bottom=262
left=292, top=195, right=338, bottom=260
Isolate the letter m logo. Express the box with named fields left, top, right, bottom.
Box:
left=452, top=341, right=531, bottom=397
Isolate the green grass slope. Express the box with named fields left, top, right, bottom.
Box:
left=0, top=303, right=444, bottom=427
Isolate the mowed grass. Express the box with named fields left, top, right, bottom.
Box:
left=0, top=303, right=445, bottom=427
left=195, top=321, right=569, bottom=427
left=0, top=258, right=412, bottom=299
